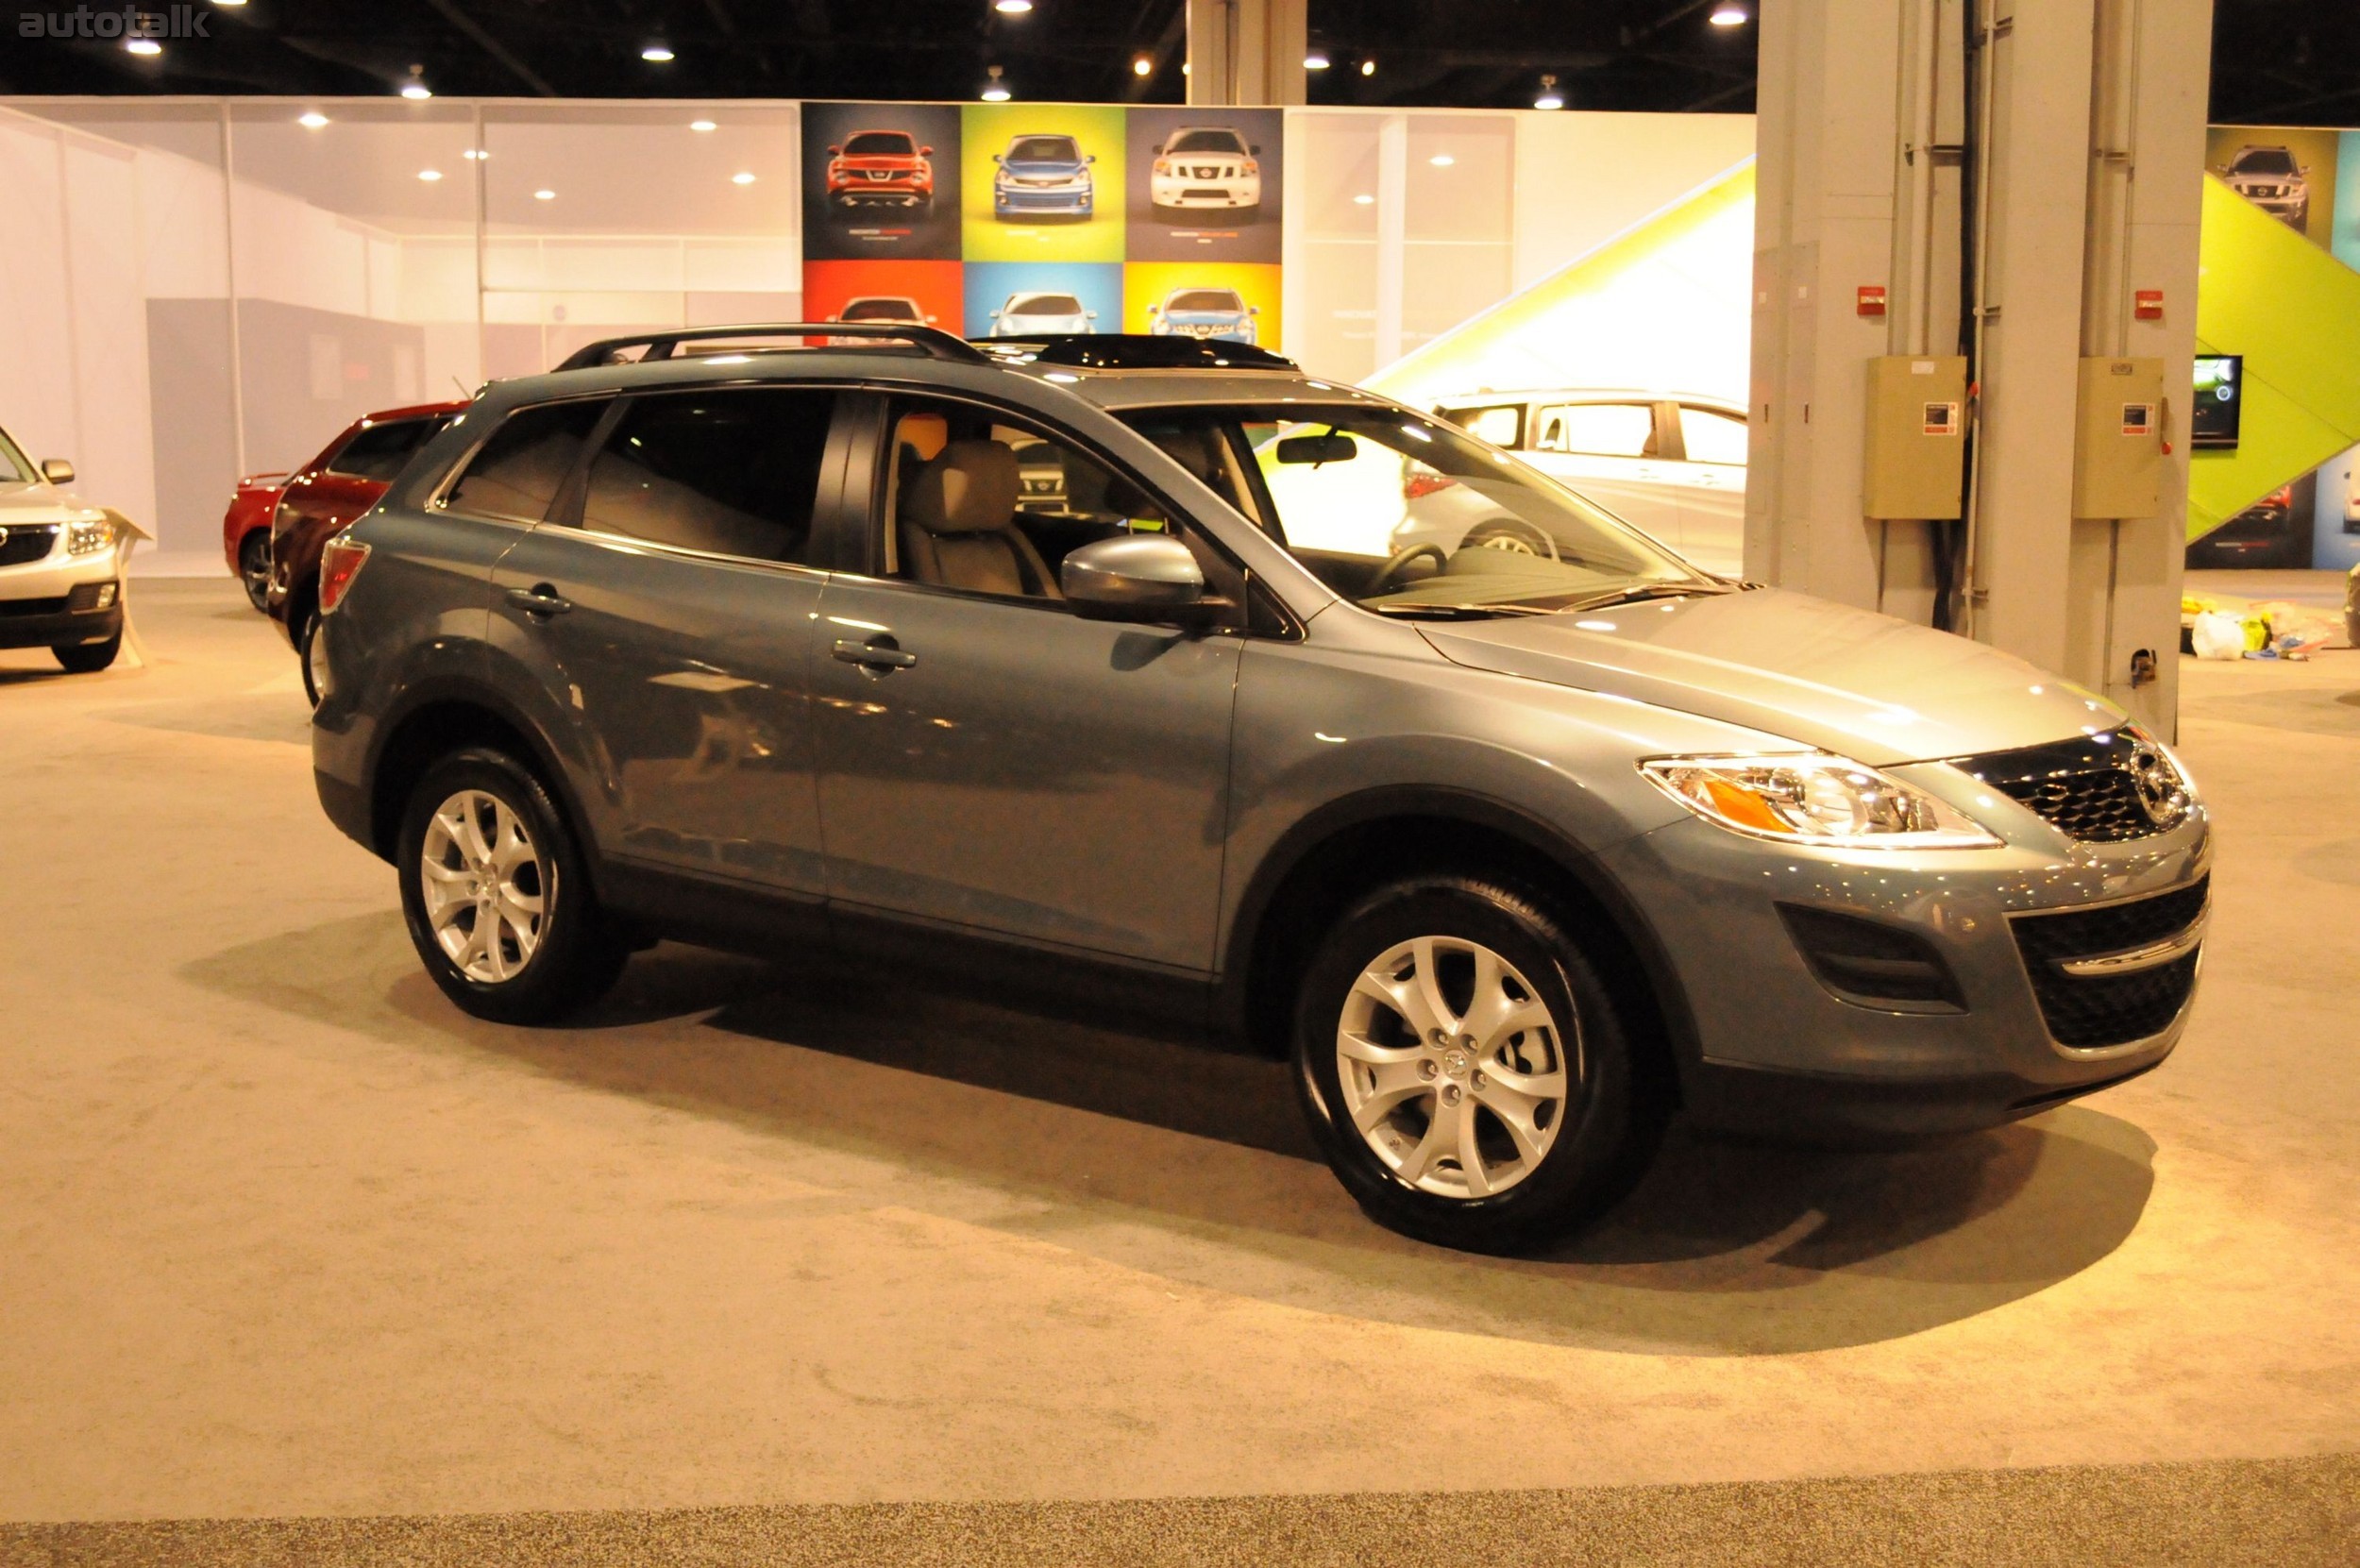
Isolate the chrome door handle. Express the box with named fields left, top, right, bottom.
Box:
left=832, top=634, right=917, bottom=673
left=505, top=584, right=572, bottom=618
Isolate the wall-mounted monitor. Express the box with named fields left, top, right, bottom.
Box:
left=2192, top=354, right=2243, bottom=449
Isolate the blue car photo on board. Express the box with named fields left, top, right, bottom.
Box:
left=994, top=133, right=1096, bottom=218
left=1147, top=285, right=1258, bottom=344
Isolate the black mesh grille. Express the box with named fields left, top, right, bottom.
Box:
left=2011, top=876, right=2207, bottom=1048
left=1958, top=728, right=2180, bottom=843
left=0, top=525, right=59, bottom=567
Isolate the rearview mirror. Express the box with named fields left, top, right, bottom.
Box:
left=1273, top=433, right=1356, bottom=465
left=1061, top=534, right=1210, bottom=626
left=40, top=458, right=75, bottom=485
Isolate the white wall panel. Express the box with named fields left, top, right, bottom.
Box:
left=0, top=115, right=79, bottom=481
left=61, top=136, right=159, bottom=542
left=133, top=147, right=228, bottom=297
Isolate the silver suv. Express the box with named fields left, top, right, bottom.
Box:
left=309, top=326, right=2211, bottom=1253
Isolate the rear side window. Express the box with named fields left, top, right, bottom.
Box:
left=1677, top=406, right=1749, bottom=466
left=326, top=416, right=447, bottom=482
left=579, top=388, right=837, bottom=565
left=445, top=400, right=609, bottom=523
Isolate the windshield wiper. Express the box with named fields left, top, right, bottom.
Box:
left=1366, top=601, right=1558, bottom=619
left=1557, top=581, right=1729, bottom=614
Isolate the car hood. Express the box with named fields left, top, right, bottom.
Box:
left=0, top=480, right=99, bottom=524
left=1418, top=586, right=2124, bottom=766
left=1004, top=159, right=1087, bottom=177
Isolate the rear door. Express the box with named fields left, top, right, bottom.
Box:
left=1666, top=402, right=1750, bottom=576
left=1521, top=399, right=1685, bottom=552
left=485, top=385, right=846, bottom=904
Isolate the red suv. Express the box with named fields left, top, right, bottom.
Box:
left=824, top=129, right=935, bottom=211
left=221, top=400, right=464, bottom=700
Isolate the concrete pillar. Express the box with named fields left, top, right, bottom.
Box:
left=1186, top=0, right=1308, bottom=107
left=1748, top=0, right=2213, bottom=734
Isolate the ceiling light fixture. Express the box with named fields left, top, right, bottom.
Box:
left=641, top=44, right=676, bottom=62
left=1360, top=59, right=1376, bottom=76
left=980, top=63, right=1011, bottom=101
left=731, top=171, right=756, bottom=185
left=399, top=65, right=432, bottom=100
left=1352, top=193, right=1374, bottom=205
left=298, top=110, right=329, bottom=128
left=533, top=189, right=556, bottom=201
left=417, top=169, right=443, bottom=182
left=1533, top=74, right=1564, bottom=110
left=689, top=119, right=717, bottom=132
left=994, top=0, right=1034, bottom=12
left=1429, top=153, right=1455, bottom=166
left=1132, top=54, right=1154, bottom=76
left=1709, top=4, right=1750, bottom=25
left=125, top=37, right=161, bottom=56
left=463, top=148, right=488, bottom=160
left=1304, top=49, right=1331, bottom=70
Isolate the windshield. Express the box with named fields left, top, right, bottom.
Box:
left=1169, top=129, right=1246, bottom=154
left=843, top=132, right=914, bottom=157
left=0, top=425, right=29, bottom=484
left=1118, top=404, right=1713, bottom=617
left=2232, top=148, right=2298, bottom=175
left=1168, top=290, right=1242, bottom=313
left=1008, top=136, right=1079, bottom=163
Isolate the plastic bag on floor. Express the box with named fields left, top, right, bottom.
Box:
left=2190, top=610, right=2248, bottom=660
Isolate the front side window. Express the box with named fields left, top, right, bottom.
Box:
left=1120, top=404, right=1710, bottom=619
left=1677, top=406, right=1749, bottom=466
left=579, top=388, right=836, bottom=565
left=1535, top=402, right=1657, bottom=458
left=876, top=396, right=1233, bottom=610
left=444, top=400, right=609, bottom=523
left=0, top=425, right=30, bottom=484
left=327, top=416, right=450, bottom=482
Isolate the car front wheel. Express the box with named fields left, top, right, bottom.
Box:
left=1293, top=876, right=1665, bottom=1253
left=396, top=748, right=624, bottom=1024
left=237, top=531, right=271, bottom=611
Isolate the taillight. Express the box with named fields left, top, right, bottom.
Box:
left=317, top=533, right=371, bottom=614
left=1404, top=469, right=1458, bottom=500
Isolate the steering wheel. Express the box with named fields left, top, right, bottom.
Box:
left=1367, top=541, right=1450, bottom=596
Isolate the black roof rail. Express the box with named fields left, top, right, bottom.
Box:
left=979, top=333, right=1297, bottom=371
left=553, top=322, right=989, bottom=372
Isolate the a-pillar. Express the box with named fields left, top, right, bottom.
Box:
left=1747, top=0, right=2212, bottom=734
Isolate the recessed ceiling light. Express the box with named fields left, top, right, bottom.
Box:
left=462, top=148, right=488, bottom=160
left=689, top=119, right=717, bottom=132
left=641, top=44, right=675, bottom=61
left=1429, top=153, right=1455, bottom=167
left=994, top=0, right=1034, bottom=11
left=731, top=171, right=756, bottom=185
left=1352, top=193, right=1374, bottom=205
left=418, top=169, right=443, bottom=182
left=400, top=83, right=432, bottom=100
left=1132, top=55, right=1153, bottom=76
left=1304, top=50, right=1331, bottom=70
left=298, top=111, right=329, bottom=128
left=1709, top=4, right=1749, bottom=25
left=1360, top=59, right=1376, bottom=76
left=1534, top=74, right=1564, bottom=110
left=125, top=38, right=161, bottom=56
left=533, top=189, right=556, bottom=200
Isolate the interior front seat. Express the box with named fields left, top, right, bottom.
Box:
left=898, top=439, right=1062, bottom=599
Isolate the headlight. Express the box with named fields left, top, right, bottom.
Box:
left=1641, top=752, right=2002, bottom=850
left=66, top=517, right=115, bottom=555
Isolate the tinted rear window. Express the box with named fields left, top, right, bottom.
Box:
left=444, top=400, right=609, bottom=523
left=326, top=416, right=448, bottom=482
left=579, top=388, right=837, bottom=565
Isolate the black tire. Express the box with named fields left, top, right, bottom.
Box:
left=297, top=610, right=327, bottom=707
left=396, top=747, right=624, bottom=1025
left=53, top=632, right=122, bottom=674
left=1291, top=876, right=1667, bottom=1254
left=237, top=531, right=272, bottom=611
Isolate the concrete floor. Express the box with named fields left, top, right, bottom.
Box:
left=2, top=579, right=2356, bottom=1561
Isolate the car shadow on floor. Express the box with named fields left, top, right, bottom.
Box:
left=185, top=912, right=2161, bottom=1357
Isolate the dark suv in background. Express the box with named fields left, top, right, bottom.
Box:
left=309, top=326, right=2211, bottom=1253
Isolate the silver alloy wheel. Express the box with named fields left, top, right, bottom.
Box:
left=419, top=789, right=550, bottom=984
left=1336, top=936, right=1576, bottom=1199
left=239, top=533, right=271, bottom=611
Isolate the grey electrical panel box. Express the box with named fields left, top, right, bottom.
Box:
left=2073, top=357, right=2165, bottom=518
left=1863, top=355, right=1968, bottom=519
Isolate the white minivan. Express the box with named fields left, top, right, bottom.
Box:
left=1433, top=392, right=1749, bottom=576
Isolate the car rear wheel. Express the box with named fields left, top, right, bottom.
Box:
left=1292, top=876, right=1665, bottom=1254
left=236, top=531, right=272, bottom=611
left=396, top=748, right=624, bottom=1024
left=297, top=612, right=329, bottom=707
left=53, top=632, right=122, bottom=674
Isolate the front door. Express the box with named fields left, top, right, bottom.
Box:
left=485, top=385, right=843, bottom=898
left=808, top=393, right=1241, bottom=972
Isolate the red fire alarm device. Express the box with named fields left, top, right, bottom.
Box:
left=2134, top=289, right=2164, bottom=321
left=1857, top=285, right=1888, bottom=317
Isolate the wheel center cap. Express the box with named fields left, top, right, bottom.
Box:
left=1441, top=1048, right=1470, bottom=1079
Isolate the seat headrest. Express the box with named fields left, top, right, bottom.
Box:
left=903, top=440, right=1020, bottom=535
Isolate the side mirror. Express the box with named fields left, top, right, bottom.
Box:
left=827, top=144, right=842, bottom=156
left=1250, top=143, right=1261, bottom=155
left=1146, top=304, right=1160, bottom=314
left=992, top=154, right=1003, bottom=164
left=1086, top=310, right=1098, bottom=319
left=40, top=458, right=75, bottom=485
left=1248, top=306, right=1259, bottom=314
left=1061, top=533, right=1210, bottom=626
left=1273, top=433, right=1356, bottom=465
left=989, top=309, right=1002, bottom=319
left=1153, top=143, right=1165, bottom=155
left=919, top=144, right=934, bottom=156
left=1087, top=154, right=1097, bottom=163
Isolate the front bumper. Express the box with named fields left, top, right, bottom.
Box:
left=831, top=181, right=931, bottom=207
left=1597, top=786, right=2211, bottom=1139
left=0, top=541, right=123, bottom=649
left=1150, top=175, right=1262, bottom=209
left=995, top=182, right=1092, bottom=214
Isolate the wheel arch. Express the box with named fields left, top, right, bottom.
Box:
left=363, top=678, right=598, bottom=892
left=1218, top=786, right=1698, bottom=1100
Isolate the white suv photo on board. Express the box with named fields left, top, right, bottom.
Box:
left=1149, top=126, right=1263, bottom=216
